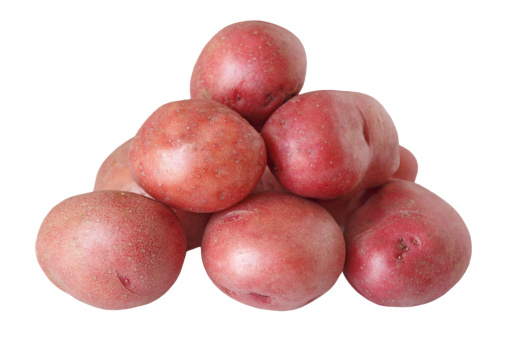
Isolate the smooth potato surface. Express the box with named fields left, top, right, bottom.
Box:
left=392, top=145, right=418, bottom=182
left=343, top=179, right=472, bottom=307
left=35, top=190, right=186, bottom=310
left=191, top=20, right=307, bottom=130
left=201, top=191, right=345, bottom=311
left=129, top=99, right=267, bottom=213
left=94, top=138, right=151, bottom=197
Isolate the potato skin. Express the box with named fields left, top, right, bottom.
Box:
left=129, top=99, right=267, bottom=213
left=201, top=191, right=345, bottom=311
left=35, top=190, right=186, bottom=310
left=94, top=138, right=153, bottom=197
left=94, top=138, right=211, bottom=250
left=316, top=145, right=417, bottom=227
left=393, top=145, right=418, bottom=182
left=343, top=179, right=472, bottom=307
left=190, top=20, right=307, bottom=130
left=261, top=90, right=399, bottom=200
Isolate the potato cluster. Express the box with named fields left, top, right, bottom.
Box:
left=35, top=20, right=472, bottom=311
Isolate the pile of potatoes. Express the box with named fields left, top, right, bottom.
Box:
left=35, top=20, right=472, bottom=311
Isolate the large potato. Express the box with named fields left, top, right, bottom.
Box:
left=35, top=190, right=186, bottom=310
left=201, top=191, right=345, bottom=311
left=190, top=20, right=307, bottom=130
left=343, top=179, right=472, bottom=307
left=129, top=99, right=267, bottom=213
left=94, top=138, right=211, bottom=250
left=261, top=90, right=399, bottom=200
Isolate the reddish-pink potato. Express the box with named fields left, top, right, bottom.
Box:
left=129, top=99, right=267, bottom=213
left=343, top=179, right=472, bottom=307
left=171, top=208, right=211, bottom=251
left=94, top=138, right=153, bottom=198
left=190, top=20, right=307, bottom=130
left=201, top=191, right=346, bottom=311
left=261, top=90, right=400, bottom=200
left=35, top=190, right=187, bottom=310
left=393, top=145, right=418, bottom=182
left=94, top=138, right=211, bottom=250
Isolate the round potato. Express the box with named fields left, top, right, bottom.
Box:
left=190, top=20, right=307, bottom=130
left=343, top=179, right=472, bottom=307
left=35, top=190, right=186, bottom=310
left=201, top=191, right=345, bottom=311
left=129, top=99, right=267, bottom=213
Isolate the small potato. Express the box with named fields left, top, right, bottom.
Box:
left=191, top=20, right=307, bottom=130
left=129, top=99, right=267, bottom=213
left=171, top=208, right=211, bottom=251
left=343, top=179, right=472, bottom=307
left=94, top=138, right=211, bottom=250
left=35, top=190, right=186, bottom=310
left=261, top=90, right=400, bottom=200
left=393, top=145, right=418, bottom=182
left=201, top=191, right=346, bottom=311
left=94, top=138, right=153, bottom=197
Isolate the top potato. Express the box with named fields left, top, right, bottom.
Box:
left=190, top=20, right=307, bottom=130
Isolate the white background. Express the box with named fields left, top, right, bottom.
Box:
left=1, top=1, right=505, bottom=337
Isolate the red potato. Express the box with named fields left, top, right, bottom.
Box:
left=201, top=191, right=346, bottom=311
left=171, top=209, right=211, bottom=251
left=94, top=139, right=152, bottom=198
left=35, top=190, right=186, bottom=310
left=129, top=99, right=267, bottom=213
left=190, top=20, right=307, bottom=130
left=261, top=90, right=400, bottom=200
left=343, top=179, right=472, bottom=307
left=393, top=145, right=418, bottom=182
left=94, top=138, right=211, bottom=250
